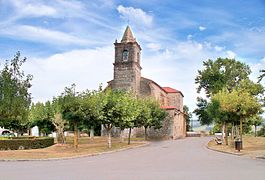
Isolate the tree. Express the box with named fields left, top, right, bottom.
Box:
left=135, top=98, right=167, bottom=140
left=80, top=89, right=102, bottom=140
left=195, top=58, right=251, bottom=97
left=212, top=89, right=262, bottom=147
left=258, top=69, right=265, bottom=83
left=195, top=58, right=264, bottom=146
left=60, top=84, right=83, bottom=150
left=193, top=97, right=212, bottom=126
left=99, top=89, right=126, bottom=148
left=183, top=105, right=192, bottom=131
left=116, top=93, right=140, bottom=145
left=52, top=112, right=68, bottom=144
left=0, top=52, right=33, bottom=131
left=29, top=101, right=55, bottom=136
left=51, top=98, right=68, bottom=144
left=249, top=116, right=263, bottom=137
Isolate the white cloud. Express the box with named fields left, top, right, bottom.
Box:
left=214, top=45, right=224, bottom=52
left=10, top=0, right=57, bottom=17
left=187, top=34, right=193, bottom=40
left=146, top=43, right=161, bottom=51
left=23, top=47, right=113, bottom=102
left=199, top=26, right=206, bottom=31
left=117, top=5, right=153, bottom=27
left=249, top=57, right=265, bottom=83
left=0, top=25, right=90, bottom=46
left=226, top=50, right=236, bottom=59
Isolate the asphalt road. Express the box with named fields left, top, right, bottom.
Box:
left=0, top=137, right=264, bottom=180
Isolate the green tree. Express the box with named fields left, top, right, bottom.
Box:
left=212, top=89, right=262, bottom=147
left=50, top=97, right=68, bottom=144
left=99, top=89, right=141, bottom=148
left=193, top=97, right=212, bottom=125
left=183, top=105, right=192, bottom=131
left=52, top=112, right=68, bottom=144
left=29, top=102, right=55, bottom=136
left=195, top=58, right=251, bottom=97
left=0, top=52, right=33, bottom=131
left=135, top=98, right=167, bottom=140
left=117, top=94, right=140, bottom=145
left=80, top=89, right=103, bottom=140
left=60, top=84, right=83, bottom=150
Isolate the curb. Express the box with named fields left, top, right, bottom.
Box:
left=0, top=142, right=150, bottom=162
left=206, top=140, right=243, bottom=156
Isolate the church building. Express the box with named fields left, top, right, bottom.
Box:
left=107, top=26, right=186, bottom=139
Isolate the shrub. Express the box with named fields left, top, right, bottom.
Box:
left=0, top=137, right=54, bottom=150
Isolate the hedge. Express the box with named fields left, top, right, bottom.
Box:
left=0, top=137, right=54, bottom=150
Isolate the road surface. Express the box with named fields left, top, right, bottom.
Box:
left=0, top=137, right=264, bottom=180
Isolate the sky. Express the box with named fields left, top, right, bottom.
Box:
left=0, top=0, right=265, bottom=116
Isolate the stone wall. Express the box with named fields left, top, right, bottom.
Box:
left=146, top=110, right=174, bottom=139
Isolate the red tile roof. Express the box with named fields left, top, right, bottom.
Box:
left=162, top=87, right=179, bottom=93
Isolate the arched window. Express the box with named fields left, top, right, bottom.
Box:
left=122, top=50, right=129, bottom=61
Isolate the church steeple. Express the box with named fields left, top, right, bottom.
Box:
left=112, top=26, right=142, bottom=94
left=121, top=26, right=135, bottom=43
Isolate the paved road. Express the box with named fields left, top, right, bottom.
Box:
left=0, top=137, right=264, bottom=180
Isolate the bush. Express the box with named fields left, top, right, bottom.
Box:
left=0, top=137, right=54, bottom=150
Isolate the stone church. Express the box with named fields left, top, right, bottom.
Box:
left=107, top=26, right=186, bottom=139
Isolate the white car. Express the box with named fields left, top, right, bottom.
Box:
left=0, top=129, right=14, bottom=137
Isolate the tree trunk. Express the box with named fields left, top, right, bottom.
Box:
left=240, top=119, right=243, bottom=140
left=254, top=125, right=257, bottom=137
left=144, top=126, right=147, bottom=140
left=74, top=121, right=78, bottom=151
left=222, top=123, right=225, bottom=141
left=58, top=131, right=65, bottom=144
left=128, top=127, right=132, bottom=145
left=230, top=123, right=234, bottom=147
left=107, top=129, right=111, bottom=148
left=231, top=123, right=234, bottom=141
left=224, top=122, right=228, bottom=145
left=240, top=118, right=243, bottom=149
left=90, top=127, right=94, bottom=140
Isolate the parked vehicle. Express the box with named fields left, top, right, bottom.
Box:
left=0, top=129, right=15, bottom=137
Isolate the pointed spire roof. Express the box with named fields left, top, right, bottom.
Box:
left=121, top=26, right=135, bottom=43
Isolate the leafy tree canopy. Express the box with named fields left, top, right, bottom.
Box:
left=0, top=52, right=32, bottom=129
left=195, top=58, right=251, bottom=97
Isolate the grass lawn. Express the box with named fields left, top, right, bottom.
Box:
left=208, top=136, right=265, bottom=159
left=0, top=136, right=146, bottom=160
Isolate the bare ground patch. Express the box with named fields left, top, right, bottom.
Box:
left=0, top=137, right=146, bottom=160
left=208, top=136, right=265, bottom=159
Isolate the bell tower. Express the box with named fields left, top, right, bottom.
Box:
left=112, top=26, right=142, bottom=94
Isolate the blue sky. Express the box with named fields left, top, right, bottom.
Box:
left=0, top=0, right=265, bottom=114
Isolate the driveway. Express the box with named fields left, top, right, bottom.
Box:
left=0, top=137, right=264, bottom=180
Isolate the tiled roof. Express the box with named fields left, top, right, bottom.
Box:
left=141, top=77, right=184, bottom=97
left=162, top=87, right=179, bottom=93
